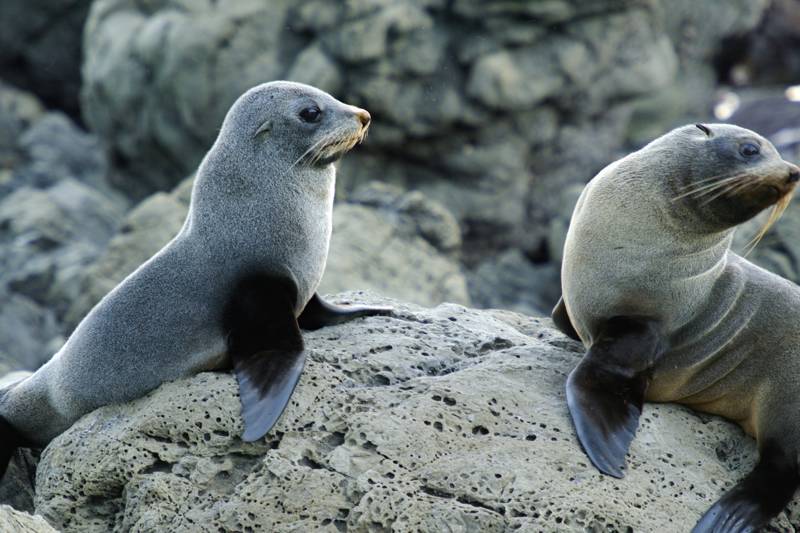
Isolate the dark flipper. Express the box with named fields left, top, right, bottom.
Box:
left=223, top=273, right=306, bottom=442
left=298, top=293, right=392, bottom=331
left=551, top=296, right=580, bottom=341
left=692, top=440, right=799, bottom=533
left=566, top=317, right=664, bottom=478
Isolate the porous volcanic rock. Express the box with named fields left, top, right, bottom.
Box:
left=34, top=296, right=798, bottom=532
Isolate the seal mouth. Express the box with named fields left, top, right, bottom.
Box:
left=673, top=168, right=797, bottom=252
left=294, top=120, right=370, bottom=168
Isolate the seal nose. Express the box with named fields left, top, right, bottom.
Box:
left=355, top=109, right=371, bottom=127
left=788, top=164, right=800, bottom=183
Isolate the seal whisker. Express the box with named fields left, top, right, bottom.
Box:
left=699, top=177, right=752, bottom=205
left=678, top=171, right=745, bottom=189
left=675, top=172, right=748, bottom=195
left=672, top=174, right=748, bottom=201
left=743, top=188, right=794, bottom=255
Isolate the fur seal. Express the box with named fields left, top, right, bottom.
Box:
left=0, top=81, right=390, bottom=470
left=553, top=123, right=800, bottom=532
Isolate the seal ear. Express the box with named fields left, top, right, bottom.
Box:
left=695, top=123, right=712, bottom=137
left=254, top=120, right=272, bottom=138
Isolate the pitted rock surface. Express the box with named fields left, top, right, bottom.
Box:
left=34, top=296, right=798, bottom=532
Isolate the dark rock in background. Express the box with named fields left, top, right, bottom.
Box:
left=0, top=0, right=784, bottom=370
left=0, top=0, right=92, bottom=119
left=715, top=0, right=800, bottom=87
left=0, top=82, right=128, bottom=369
left=80, top=0, right=766, bottom=267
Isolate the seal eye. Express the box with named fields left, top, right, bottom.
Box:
left=740, top=143, right=760, bottom=158
left=299, top=106, right=322, bottom=123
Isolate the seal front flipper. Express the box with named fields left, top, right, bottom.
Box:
left=224, top=273, right=306, bottom=442
left=566, top=317, right=664, bottom=478
left=298, top=293, right=391, bottom=331
left=551, top=296, right=580, bottom=341
left=692, top=440, right=799, bottom=533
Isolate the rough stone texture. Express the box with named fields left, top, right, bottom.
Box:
left=65, top=179, right=468, bottom=330
left=81, top=0, right=767, bottom=262
left=0, top=82, right=129, bottom=370
left=715, top=0, right=800, bottom=87
left=467, top=249, right=559, bottom=317
left=34, top=296, right=798, bottom=532
left=0, top=0, right=92, bottom=118
left=0, top=505, right=56, bottom=533
left=321, top=182, right=469, bottom=307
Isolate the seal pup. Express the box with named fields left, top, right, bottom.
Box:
left=0, top=81, right=390, bottom=472
left=554, top=123, right=800, bottom=532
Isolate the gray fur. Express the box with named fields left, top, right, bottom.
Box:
left=0, top=81, right=369, bottom=445
left=562, top=123, right=800, bottom=449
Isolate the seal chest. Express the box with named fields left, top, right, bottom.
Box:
left=553, top=123, right=800, bottom=531
left=0, top=81, right=391, bottom=472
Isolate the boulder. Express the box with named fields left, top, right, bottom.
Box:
left=0, top=82, right=129, bottom=370
left=81, top=0, right=767, bottom=261
left=0, top=505, right=56, bottom=533
left=0, top=1, right=92, bottom=117
left=34, top=295, right=798, bottom=531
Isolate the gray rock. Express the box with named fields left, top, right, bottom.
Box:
left=0, top=505, right=55, bottom=533
left=0, top=82, right=45, bottom=173
left=467, top=249, right=560, bottom=317
left=0, top=289, right=61, bottom=371
left=81, top=0, right=766, bottom=261
left=0, top=84, right=130, bottom=370
left=0, top=0, right=92, bottom=117
left=33, top=296, right=798, bottom=531
left=0, top=449, right=39, bottom=514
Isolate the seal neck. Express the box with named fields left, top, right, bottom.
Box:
left=183, top=138, right=336, bottom=238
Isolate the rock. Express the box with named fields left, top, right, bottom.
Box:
left=0, top=83, right=130, bottom=370
left=715, top=0, right=800, bottom=86
left=467, top=249, right=559, bottom=317
left=321, top=203, right=468, bottom=307
left=66, top=179, right=469, bottom=328
left=0, top=289, right=61, bottom=371
left=0, top=82, right=45, bottom=172
left=0, top=450, right=39, bottom=514
left=0, top=505, right=55, bottom=533
left=33, top=296, right=798, bottom=531
left=0, top=1, right=92, bottom=117
left=80, top=0, right=767, bottom=262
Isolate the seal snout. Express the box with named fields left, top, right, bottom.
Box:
left=355, top=109, right=371, bottom=128
left=787, top=163, right=800, bottom=184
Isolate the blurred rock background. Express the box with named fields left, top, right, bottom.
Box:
left=1, top=0, right=800, bottom=372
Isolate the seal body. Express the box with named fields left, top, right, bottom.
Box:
left=0, top=81, right=387, bottom=451
left=557, top=123, right=800, bottom=531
